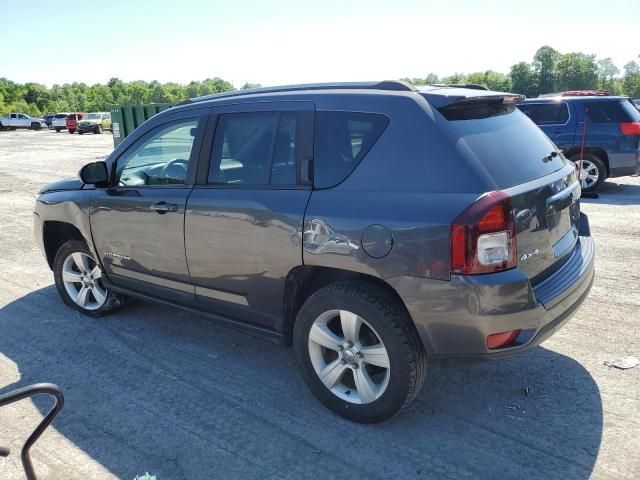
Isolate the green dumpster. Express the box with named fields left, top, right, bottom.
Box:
left=110, top=103, right=173, bottom=148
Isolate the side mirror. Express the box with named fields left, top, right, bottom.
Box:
left=79, top=161, right=109, bottom=186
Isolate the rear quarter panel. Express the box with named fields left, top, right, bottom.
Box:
left=303, top=92, right=489, bottom=281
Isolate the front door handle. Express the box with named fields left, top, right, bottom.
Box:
left=150, top=201, right=178, bottom=213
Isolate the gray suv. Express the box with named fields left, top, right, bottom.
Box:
left=34, top=81, right=595, bottom=423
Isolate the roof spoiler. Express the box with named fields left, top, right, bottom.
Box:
left=420, top=89, right=525, bottom=109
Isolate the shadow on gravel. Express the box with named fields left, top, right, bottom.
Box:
left=1, top=287, right=602, bottom=480
left=581, top=180, right=640, bottom=205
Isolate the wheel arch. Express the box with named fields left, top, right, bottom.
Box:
left=42, top=221, right=85, bottom=269
left=280, top=265, right=412, bottom=347
left=564, top=147, right=609, bottom=176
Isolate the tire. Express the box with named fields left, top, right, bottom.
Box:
left=55, top=128, right=61, bottom=133
left=68, top=129, right=76, bottom=134
left=95, top=125, right=103, bottom=134
left=293, top=280, right=427, bottom=423
left=31, top=122, right=42, bottom=131
left=78, top=131, right=84, bottom=135
left=53, top=239, right=124, bottom=317
left=570, top=153, right=607, bottom=193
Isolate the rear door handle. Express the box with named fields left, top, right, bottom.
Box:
left=150, top=201, right=178, bottom=213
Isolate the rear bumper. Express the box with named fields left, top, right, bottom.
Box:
left=389, top=230, right=595, bottom=363
left=608, top=151, right=640, bottom=177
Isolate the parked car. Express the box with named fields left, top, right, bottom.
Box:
left=34, top=81, right=595, bottom=423
left=52, top=113, right=70, bottom=132
left=43, top=115, right=54, bottom=129
left=77, top=112, right=112, bottom=134
left=518, top=95, right=640, bottom=192
left=65, top=113, right=84, bottom=134
left=0, top=112, right=45, bottom=131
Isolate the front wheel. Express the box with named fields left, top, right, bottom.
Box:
left=55, top=128, right=61, bottom=132
left=68, top=129, right=76, bottom=134
left=570, top=153, right=606, bottom=193
left=53, top=239, right=123, bottom=317
left=293, top=281, right=427, bottom=423
left=31, top=122, right=42, bottom=131
left=95, top=125, right=103, bottom=134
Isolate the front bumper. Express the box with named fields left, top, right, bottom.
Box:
left=389, top=228, right=595, bottom=362
left=77, top=123, right=98, bottom=132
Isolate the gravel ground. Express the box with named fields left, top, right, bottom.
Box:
left=0, top=129, right=638, bottom=480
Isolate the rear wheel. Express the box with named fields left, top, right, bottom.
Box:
left=78, top=131, right=84, bottom=135
left=570, top=153, right=606, bottom=193
left=293, top=281, right=427, bottom=423
left=53, top=239, right=123, bottom=317
left=55, top=128, right=61, bottom=133
left=95, top=125, right=103, bottom=134
left=68, top=129, right=76, bottom=134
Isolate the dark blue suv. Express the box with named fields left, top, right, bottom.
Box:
left=518, top=96, right=640, bottom=192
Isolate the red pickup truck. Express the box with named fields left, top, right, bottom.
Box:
left=65, top=113, right=85, bottom=134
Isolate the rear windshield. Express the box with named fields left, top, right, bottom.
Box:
left=446, top=108, right=566, bottom=188
left=585, top=99, right=640, bottom=123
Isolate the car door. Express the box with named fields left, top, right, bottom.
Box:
left=185, top=101, right=314, bottom=329
left=520, top=102, right=576, bottom=149
left=90, top=109, right=208, bottom=304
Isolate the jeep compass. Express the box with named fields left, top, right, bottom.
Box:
left=34, top=81, right=595, bottom=422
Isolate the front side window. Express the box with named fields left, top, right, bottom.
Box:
left=314, top=111, right=389, bottom=189
left=209, top=111, right=303, bottom=186
left=115, top=119, right=199, bottom=186
left=518, top=103, right=569, bottom=125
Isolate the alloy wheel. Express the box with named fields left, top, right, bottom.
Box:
left=308, top=309, right=390, bottom=404
left=61, top=252, right=108, bottom=310
left=578, top=160, right=599, bottom=189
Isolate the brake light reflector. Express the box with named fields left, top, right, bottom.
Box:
left=620, top=122, right=640, bottom=135
left=450, top=191, right=517, bottom=275
left=486, top=330, right=520, bottom=349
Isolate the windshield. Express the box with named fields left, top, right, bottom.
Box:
left=86, top=113, right=101, bottom=119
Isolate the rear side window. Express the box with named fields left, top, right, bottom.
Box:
left=314, top=111, right=388, bottom=188
left=447, top=109, right=567, bottom=188
left=585, top=100, right=640, bottom=123
left=518, top=103, right=569, bottom=125
left=209, top=110, right=308, bottom=186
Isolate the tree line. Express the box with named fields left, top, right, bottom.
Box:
left=1, top=46, right=639, bottom=117
left=403, top=46, right=640, bottom=99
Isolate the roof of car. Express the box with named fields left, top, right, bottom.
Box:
left=183, top=81, right=418, bottom=105
left=523, top=95, right=629, bottom=103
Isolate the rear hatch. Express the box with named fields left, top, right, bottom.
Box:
left=425, top=88, right=581, bottom=281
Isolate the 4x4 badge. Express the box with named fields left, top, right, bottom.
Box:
left=520, top=249, right=540, bottom=261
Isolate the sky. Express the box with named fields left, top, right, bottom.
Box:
left=1, top=0, right=638, bottom=88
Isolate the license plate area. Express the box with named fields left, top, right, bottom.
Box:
left=547, top=196, right=580, bottom=258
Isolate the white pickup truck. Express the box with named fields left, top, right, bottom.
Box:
left=0, top=113, right=45, bottom=131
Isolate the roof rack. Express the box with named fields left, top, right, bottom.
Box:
left=539, top=90, right=610, bottom=98
left=179, top=80, right=416, bottom=105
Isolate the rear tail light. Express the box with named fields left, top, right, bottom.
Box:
left=620, top=122, right=640, bottom=135
left=450, top=191, right=516, bottom=275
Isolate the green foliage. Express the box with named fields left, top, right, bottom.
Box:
left=0, top=77, right=235, bottom=116
left=533, top=46, right=561, bottom=95
left=555, top=52, right=598, bottom=91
